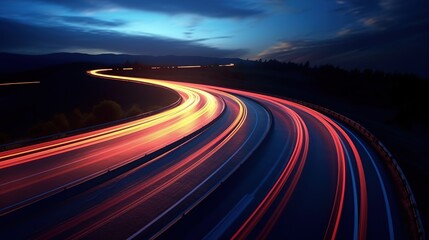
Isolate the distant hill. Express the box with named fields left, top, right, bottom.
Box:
left=0, top=52, right=243, bottom=73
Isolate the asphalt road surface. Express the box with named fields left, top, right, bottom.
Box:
left=0, top=69, right=419, bottom=239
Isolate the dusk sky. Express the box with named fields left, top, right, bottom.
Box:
left=1, top=0, right=428, bottom=75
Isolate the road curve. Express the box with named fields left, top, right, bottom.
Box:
left=0, top=69, right=420, bottom=239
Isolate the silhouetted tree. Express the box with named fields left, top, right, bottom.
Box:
left=92, top=100, right=123, bottom=124
left=125, top=104, right=143, bottom=118
left=68, top=108, right=84, bottom=129
left=52, top=113, right=70, bottom=132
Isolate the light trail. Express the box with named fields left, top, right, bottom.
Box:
left=0, top=69, right=419, bottom=240
left=342, top=137, right=360, bottom=240
left=231, top=99, right=310, bottom=240
left=0, top=69, right=224, bottom=215
left=321, top=113, right=368, bottom=240
left=177, top=65, right=201, bottom=69
left=38, top=91, right=248, bottom=239
left=0, top=81, right=40, bottom=86
left=147, top=63, right=234, bottom=70
left=340, top=123, right=394, bottom=240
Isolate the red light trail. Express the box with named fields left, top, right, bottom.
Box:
left=0, top=69, right=421, bottom=239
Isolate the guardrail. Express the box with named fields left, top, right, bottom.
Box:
left=285, top=97, right=425, bottom=240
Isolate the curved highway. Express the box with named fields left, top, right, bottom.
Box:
left=0, top=69, right=419, bottom=239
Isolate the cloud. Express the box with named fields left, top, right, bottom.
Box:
left=182, top=16, right=203, bottom=39
left=379, top=0, right=395, bottom=10
left=0, top=18, right=246, bottom=57
left=337, top=28, right=351, bottom=36
left=257, top=19, right=429, bottom=76
left=335, top=0, right=428, bottom=25
left=38, top=0, right=264, bottom=18
left=256, top=42, right=294, bottom=58
left=361, top=17, right=377, bottom=26
left=256, top=0, right=428, bottom=76
left=59, top=16, right=126, bottom=27
left=192, top=36, right=232, bottom=42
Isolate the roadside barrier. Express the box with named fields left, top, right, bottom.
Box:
left=285, top=97, right=425, bottom=240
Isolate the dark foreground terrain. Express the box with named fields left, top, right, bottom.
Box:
left=0, top=64, right=179, bottom=146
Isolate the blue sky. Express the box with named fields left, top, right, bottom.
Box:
left=1, top=0, right=428, bottom=75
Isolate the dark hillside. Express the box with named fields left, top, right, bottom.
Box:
left=0, top=63, right=179, bottom=145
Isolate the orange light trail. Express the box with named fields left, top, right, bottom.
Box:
left=37, top=80, right=250, bottom=239
left=177, top=65, right=201, bottom=69
left=0, top=69, right=224, bottom=215
left=219, top=63, right=234, bottom=67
